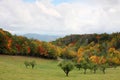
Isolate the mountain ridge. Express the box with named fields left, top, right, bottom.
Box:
left=23, top=33, right=63, bottom=42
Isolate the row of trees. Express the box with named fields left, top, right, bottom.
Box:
left=58, top=59, right=108, bottom=77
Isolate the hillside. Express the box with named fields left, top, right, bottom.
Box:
left=0, top=28, right=120, bottom=67
left=0, top=28, right=62, bottom=59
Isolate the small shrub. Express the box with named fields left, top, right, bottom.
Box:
left=24, top=60, right=36, bottom=69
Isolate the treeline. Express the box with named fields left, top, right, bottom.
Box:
left=0, top=28, right=75, bottom=59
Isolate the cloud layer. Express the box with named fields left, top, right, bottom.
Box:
left=0, top=0, right=120, bottom=35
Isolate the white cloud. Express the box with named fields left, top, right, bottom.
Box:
left=36, top=1, right=61, bottom=18
left=0, top=0, right=120, bottom=35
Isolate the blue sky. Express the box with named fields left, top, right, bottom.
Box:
left=0, top=0, right=120, bottom=35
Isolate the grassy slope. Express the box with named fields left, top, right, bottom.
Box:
left=0, top=55, right=120, bottom=80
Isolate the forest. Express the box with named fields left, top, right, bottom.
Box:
left=0, top=28, right=120, bottom=68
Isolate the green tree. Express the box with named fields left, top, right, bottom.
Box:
left=58, top=60, right=74, bottom=76
left=75, top=63, right=82, bottom=70
left=81, top=60, right=89, bottom=74
left=92, top=63, right=98, bottom=74
left=24, top=61, right=31, bottom=68
left=99, top=63, right=108, bottom=74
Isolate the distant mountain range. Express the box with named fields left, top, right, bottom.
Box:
left=23, top=33, right=63, bottom=42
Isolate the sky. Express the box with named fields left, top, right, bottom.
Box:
left=0, top=0, right=120, bottom=35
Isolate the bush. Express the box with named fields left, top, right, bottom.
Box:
left=24, top=61, right=36, bottom=69
left=58, top=60, right=74, bottom=76
left=24, top=61, right=31, bottom=68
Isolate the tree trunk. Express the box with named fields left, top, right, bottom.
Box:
left=84, top=69, right=86, bottom=74
left=66, top=71, right=69, bottom=77
left=103, top=69, right=105, bottom=74
left=94, top=69, right=96, bottom=74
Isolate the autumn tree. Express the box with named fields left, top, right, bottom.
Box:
left=107, top=48, right=120, bottom=67
left=0, top=29, right=12, bottom=54
left=61, top=47, right=76, bottom=59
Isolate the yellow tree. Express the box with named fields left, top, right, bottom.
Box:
left=77, top=47, right=85, bottom=62
left=61, top=47, right=76, bottom=59
left=108, top=48, right=120, bottom=66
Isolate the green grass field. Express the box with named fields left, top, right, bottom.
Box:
left=0, top=55, right=120, bottom=80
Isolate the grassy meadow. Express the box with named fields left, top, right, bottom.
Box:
left=0, top=55, right=120, bottom=80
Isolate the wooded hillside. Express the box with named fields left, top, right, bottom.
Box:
left=52, top=33, right=120, bottom=51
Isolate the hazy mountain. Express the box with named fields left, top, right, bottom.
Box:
left=23, top=33, right=63, bottom=42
